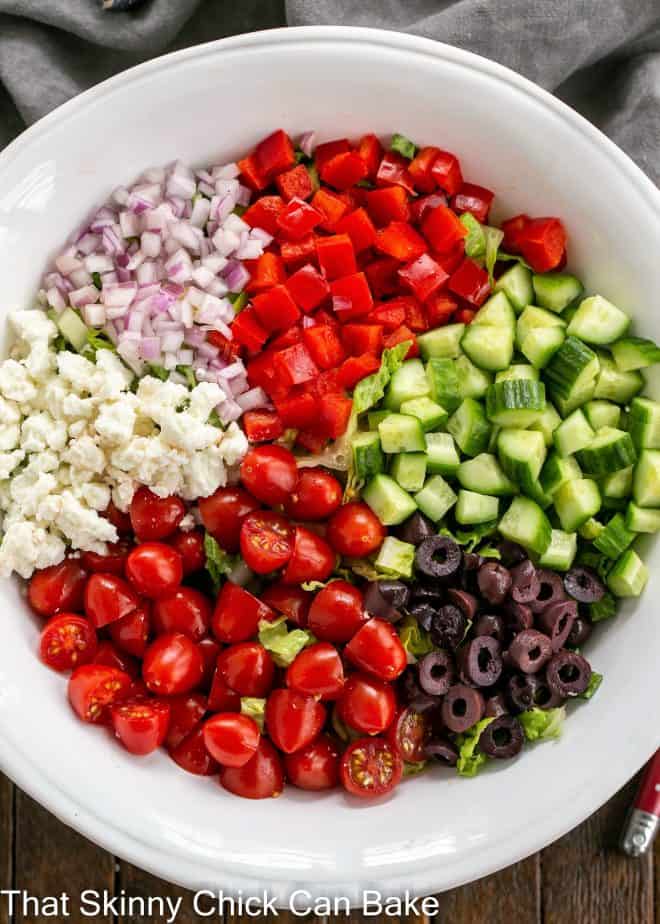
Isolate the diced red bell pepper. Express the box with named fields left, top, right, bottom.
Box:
left=316, top=234, right=357, bottom=281
left=230, top=306, right=269, bottom=351
left=275, top=391, right=317, bottom=429
left=357, top=134, right=384, bottom=181
left=410, top=192, right=448, bottom=225
left=398, top=252, right=449, bottom=303
left=243, top=195, right=284, bottom=235
left=317, top=393, right=353, bottom=439
left=376, top=152, right=416, bottom=195
left=313, top=368, right=344, bottom=396
left=311, top=308, right=340, bottom=329
left=501, top=214, right=531, bottom=252
left=341, top=323, right=384, bottom=356
left=408, top=146, right=441, bottom=193
left=369, top=301, right=407, bottom=331
left=330, top=272, right=374, bottom=320
left=364, top=258, right=400, bottom=298
left=448, top=258, right=491, bottom=307
left=255, top=129, right=296, bottom=179
left=238, top=153, right=269, bottom=192
left=314, top=138, right=351, bottom=173
left=312, top=188, right=349, bottom=230
left=247, top=349, right=279, bottom=393
left=365, top=187, right=411, bottom=226
left=517, top=217, right=567, bottom=273
left=269, top=325, right=303, bottom=352
left=252, top=284, right=301, bottom=333
left=206, top=330, right=242, bottom=362
left=296, top=429, right=328, bottom=454
left=286, top=263, right=330, bottom=312
left=243, top=410, right=284, bottom=442
left=455, top=307, right=477, bottom=324
left=375, top=221, right=427, bottom=262
left=280, top=235, right=317, bottom=270
left=337, top=354, right=382, bottom=390
left=451, top=182, right=495, bottom=224
left=422, top=204, right=468, bottom=254
left=302, top=325, right=347, bottom=370
left=430, top=150, right=463, bottom=196
left=247, top=252, right=287, bottom=294
left=401, top=296, right=429, bottom=333
left=277, top=198, right=324, bottom=241
left=426, top=293, right=458, bottom=328
left=320, top=152, right=368, bottom=191
left=273, top=343, right=320, bottom=388
left=335, top=208, right=377, bottom=253
left=436, top=241, right=466, bottom=275
left=383, top=325, right=419, bottom=358
left=276, top=164, right=314, bottom=202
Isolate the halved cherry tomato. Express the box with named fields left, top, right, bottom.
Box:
left=219, top=738, right=284, bottom=799
left=240, top=445, right=299, bottom=506
left=239, top=511, right=294, bottom=574
left=198, top=487, right=260, bottom=553
left=345, top=618, right=407, bottom=682
left=81, top=541, right=131, bottom=575
left=385, top=706, right=429, bottom=763
left=129, top=487, right=185, bottom=541
left=165, top=692, right=207, bottom=750
left=285, top=735, right=340, bottom=791
left=84, top=573, right=139, bottom=629
left=265, top=688, right=326, bottom=754
left=286, top=642, right=345, bottom=700
left=326, top=502, right=386, bottom=558
left=208, top=666, right=241, bottom=712
left=212, top=582, right=275, bottom=644
left=125, top=543, right=183, bottom=599
left=68, top=664, right=132, bottom=724
left=169, top=528, right=205, bottom=576
left=283, top=468, right=342, bottom=521
left=308, top=581, right=366, bottom=644
left=28, top=559, right=87, bottom=617
left=39, top=614, right=97, bottom=672
left=261, top=582, right=312, bottom=628
left=282, top=526, right=335, bottom=585
left=142, top=632, right=204, bottom=696
left=111, top=699, right=171, bottom=756
left=340, top=737, right=403, bottom=798
left=197, top=637, right=221, bottom=690
left=217, top=642, right=275, bottom=697
left=109, top=601, right=151, bottom=658
left=93, top=640, right=139, bottom=678
left=337, top=674, right=396, bottom=735
left=103, top=501, right=132, bottom=535
left=169, top=725, right=219, bottom=776
left=203, top=713, right=260, bottom=767
left=152, top=587, right=212, bottom=641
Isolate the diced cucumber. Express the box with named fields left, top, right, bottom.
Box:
left=425, top=358, right=461, bottom=411
left=384, top=359, right=430, bottom=410
left=413, top=475, right=457, bottom=523
left=553, top=409, right=595, bottom=457
left=378, top=414, right=426, bottom=453
left=400, top=396, right=448, bottom=432
left=455, top=354, right=493, bottom=400
left=528, top=403, right=561, bottom=446
left=390, top=452, right=427, bottom=493
left=579, top=517, right=604, bottom=541
left=611, top=336, right=660, bottom=372
left=455, top=490, right=499, bottom=525
left=57, top=307, right=89, bottom=352
left=632, top=449, right=660, bottom=507
left=593, top=354, right=643, bottom=403
left=486, top=379, right=546, bottom=427
left=498, top=496, right=552, bottom=556
left=553, top=478, right=601, bottom=531
left=461, top=325, right=514, bottom=372
left=351, top=431, right=384, bottom=481
left=628, top=397, right=660, bottom=450
left=495, top=364, right=540, bottom=383
left=516, top=305, right=566, bottom=349
left=471, top=291, right=516, bottom=329
left=567, top=295, right=631, bottom=345
left=540, top=451, right=582, bottom=497
left=488, top=424, right=501, bottom=454
left=522, top=477, right=553, bottom=510
left=374, top=536, right=415, bottom=578
left=584, top=400, right=621, bottom=431
left=425, top=433, right=461, bottom=476
left=457, top=453, right=517, bottom=496
left=607, top=549, right=648, bottom=598
left=593, top=512, right=636, bottom=559
left=625, top=502, right=660, bottom=533
left=577, top=427, right=637, bottom=476
left=520, top=326, right=566, bottom=369
left=532, top=272, right=584, bottom=314
left=367, top=409, right=389, bottom=429
left=602, top=496, right=627, bottom=512
left=494, top=263, right=533, bottom=313
left=363, top=474, right=417, bottom=526
left=498, top=428, right=547, bottom=487
left=600, top=466, right=633, bottom=499
left=447, top=398, right=491, bottom=457
left=553, top=381, right=597, bottom=418
left=416, top=324, right=465, bottom=360
left=544, top=336, right=600, bottom=409
left=538, top=529, right=577, bottom=570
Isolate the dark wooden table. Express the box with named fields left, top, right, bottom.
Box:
left=0, top=769, right=656, bottom=924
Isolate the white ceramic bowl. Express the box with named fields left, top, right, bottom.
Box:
left=0, top=26, right=658, bottom=905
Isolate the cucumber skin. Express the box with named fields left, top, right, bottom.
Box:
left=447, top=399, right=491, bottom=457
left=576, top=429, right=637, bottom=476
left=417, top=324, right=465, bottom=360
left=544, top=336, right=599, bottom=402
left=457, top=453, right=517, bottom=496
left=611, top=336, right=660, bottom=372
left=455, top=490, right=499, bottom=525
left=352, top=433, right=385, bottom=481
left=486, top=380, right=546, bottom=427
left=593, top=513, right=636, bottom=559
left=632, top=449, right=660, bottom=507
left=625, top=502, right=660, bottom=533
left=628, top=397, right=660, bottom=450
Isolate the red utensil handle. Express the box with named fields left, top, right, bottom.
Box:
left=635, top=749, right=660, bottom=816
left=621, top=749, right=660, bottom=856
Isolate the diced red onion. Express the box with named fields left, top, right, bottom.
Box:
left=102, top=226, right=125, bottom=256
left=161, top=330, right=185, bottom=353
left=198, top=181, right=215, bottom=199
left=217, top=399, right=243, bottom=424
left=82, top=304, right=106, bottom=326
left=212, top=163, right=240, bottom=180
left=70, top=268, right=93, bottom=289
left=84, top=254, right=114, bottom=273
left=101, top=271, right=118, bottom=286
left=236, top=185, right=252, bottom=207
left=224, top=262, right=250, bottom=293
left=70, top=284, right=100, bottom=308
left=102, top=282, right=137, bottom=308
left=46, top=287, right=66, bottom=313
left=77, top=233, right=102, bottom=256
left=190, top=197, right=211, bottom=229
left=236, top=387, right=269, bottom=411
left=250, top=227, right=274, bottom=246
left=55, top=252, right=83, bottom=275
left=299, top=131, right=316, bottom=157
left=119, top=211, right=140, bottom=238
left=139, top=337, right=161, bottom=361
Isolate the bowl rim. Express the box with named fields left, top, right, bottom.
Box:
left=1, top=24, right=659, bottom=901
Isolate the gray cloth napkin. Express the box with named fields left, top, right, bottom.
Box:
left=0, top=0, right=658, bottom=184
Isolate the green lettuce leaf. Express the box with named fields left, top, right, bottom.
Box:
left=204, top=533, right=238, bottom=591
left=497, top=251, right=533, bottom=270
left=399, top=614, right=434, bottom=658
left=439, top=521, right=498, bottom=553
left=241, top=697, right=266, bottom=731
left=258, top=616, right=315, bottom=667
left=519, top=706, right=566, bottom=742
left=85, top=329, right=117, bottom=358
left=455, top=717, right=495, bottom=777
left=579, top=671, right=603, bottom=700
left=353, top=340, right=412, bottom=415
left=588, top=592, right=618, bottom=623
left=390, top=133, right=417, bottom=160
left=484, top=226, right=505, bottom=284
left=176, top=365, right=197, bottom=389
left=460, top=213, right=486, bottom=259
left=331, top=706, right=362, bottom=742
left=403, top=761, right=428, bottom=777
left=147, top=363, right=169, bottom=381
left=208, top=409, right=223, bottom=428
left=91, top=271, right=102, bottom=290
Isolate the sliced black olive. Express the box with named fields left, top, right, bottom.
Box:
left=497, top=540, right=527, bottom=566
left=546, top=650, right=592, bottom=697
left=537, top=600, right=577, bottom=651
left=529, top=569, right=566, bottom=613
left=502, top=599, right=533, bottom=634
left=564, top=566, right=606, bottom=603
left=424, top=738, right=458, bottom=765
left=479, top=715, right=524, bottom=759
left=460, top=636, right=503, bottom=688
left=441, top=683, right=485, bottom=733
left=418, top=649, right=454, bottom=696
left=510, top=559, right=540, bottom=604
left=416, top=535, right=462, bottom=579
left=506, top=673, right=538, bottom=712
left=447, top=588, right=479, bottom=620
left=508, top=628, right=553, bottom=674
left=397, top=511, right=436, bottom=545
left=363, top=580, right=408, bottom=622
left=532, top=674, right=566, bottom=709
left=567, top=616, right=592, bottom=648
left=473, top=613, right=505, bottom=642
left=477, top=561, right=512, bottom=605
left=484, top=692, right=509, bottom=718
left=400, top=666, right=424, bottom=703
left=410, top=602, right=436, bottom=632
left=430, top=604, right=467, bottom=650
left=408, top=694, right=442, bottom=715
left=411, top=583, right=444, bottom=607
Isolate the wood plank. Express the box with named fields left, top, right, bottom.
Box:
left=14, top=788, right=114, bottom=924
left=437, top=854, right=540, bottom=924
left=0, top=774, right=13, bottom=924
left=542, top=775, right=654, bottom=924
left=118, top=863, right=198, bottom=924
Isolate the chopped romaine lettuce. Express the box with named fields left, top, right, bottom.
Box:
left=176, top=365, right=197, bottom=388
left=460, top=213, right=486, bottom=259
left=579, top=671, right=603, bottom=700
left=353, top=341, right=412, bottom=415
left=390, top=133, right=417, bottom=160
left=147, top=363, right=169, bottom=381
left=438, top=520, right=498, bottom=553
left=455, top=717, right=495, bottom=777
left=241, top=697, right=266, bottom=731
left=484, top=226, right=505, bottom=284
left=204, top=533, right=238, bottom=591
left=519, top=706, right=566, bottom=742
left=399, top=614, right=434, bottom=658
left=257, top=616, right=315, bottom=667
left=403, top=761, right=428, bottom=777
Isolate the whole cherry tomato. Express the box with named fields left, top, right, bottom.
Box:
left=282, top=526, right=335, bottom=585
left=152, top=587, right=212, bottom=642
left=169, top=528, right=205, bottom=576
left=217, top=642, right=275, bottom=697
left=68, top=664, right=132, bottom=724
left=39, top=614, right=98, bottom=673
left=28, top=559, right=87, bottom=617
left=240, top=445, right=298, bottom=506
left=308, top=581, right=366, bottom=643
left=337, top=674, right=396, bottom=735
left=93, top=640, right=139, bottom=678
left=219, top=738, right=284, bottom=799
left=385, top=706, right=430, bottom=763
left=212, top=582, right=274, bottom=644
left=283, top=468, right=342, bottom=521
left=286, top=642, right=345, bottom=700
left=198, top=487, right=260, bottom=553
left=169, top=725, right=219, bottom=776
left=103, top=501, right=132, bottom=535
left=261, top=582, right=312, bottom=628
left=327, top=502, right=386, bottom=558
left=345, top=618, right=407, bottom=682
left=111, top=699, right=171, bottom=756
left=197, top=637, right=221, bottom=690
left=208, top=666, right=241, bottom=712
left=125, top=543, right=183, bottom=599
left=203, top=713, right=261, bottom=767
left=109, top=601, right=151, bottom=658
left=81, top=541, right=131, bottom=576
left=265, top=688, right=326, bottom=754
left=129, top=487, right=185, bottom=541
left=239, top=511, right=294, bottom=574
left=285, top=735, right=340, bottom=791
left=84, top=573, right=139, bottom=629
left=165, top=692, right=207, bottom=750
left=142, top=632, right=204, bottom=696
left=340, top=737, right=403, bottom=798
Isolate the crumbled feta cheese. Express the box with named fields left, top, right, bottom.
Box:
left=0, top=360, right=37, bottom=403
left=0, top=522, right=66, bottom=579
left=0, top=423, right=20, bottom=452
left=63, top=435, right=105, bottom=474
